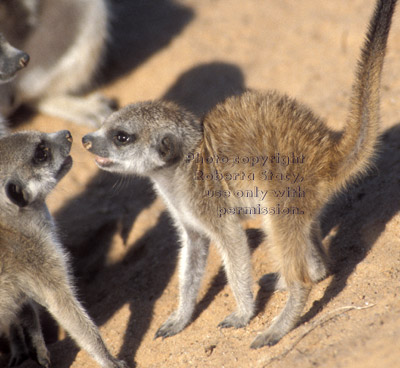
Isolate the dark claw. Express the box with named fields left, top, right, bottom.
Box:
left=217, top=320, right=233, bottom=329
left=154, top=328, right=171, bottom=340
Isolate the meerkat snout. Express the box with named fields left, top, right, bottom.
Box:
left=48, top=130, right=74, bottom=159
left=82, top=134, right=93, bottom=150
left=0, top=33, right=30, bottom=84
left=65, top=130, right=73, bottom=143
left=18, top=52, right=30, bottom=69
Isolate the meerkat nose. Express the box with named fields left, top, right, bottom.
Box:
left=65, top=131, right=73, bottom=143
left=82, top=135, right=92, bottom=150
left=18, top=52, right=30, bottom=69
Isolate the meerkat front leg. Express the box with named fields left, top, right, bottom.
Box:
left=22, top=259, right=126, bottom=368
left=214, top=224, right=255, bottom=329
left=155, top=227, right=210, bottom=339
left=39, top=285, right=126, bottom=368
left=36, top=93, right=116, bottom=127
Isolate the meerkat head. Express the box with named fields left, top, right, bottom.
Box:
left=82, top=100, right=202, bottom=176
left=0, top=130, right=73, bottom=208
left=0, top=33, right=29, bottom=84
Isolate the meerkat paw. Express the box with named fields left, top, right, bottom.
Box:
left=250, top=329, right=284, bottom=349
left=83, top=92, right=118, bottom=125
left=154, top=312, right=190, bottom=339
left=28, top=336, right=50, bottom=368
left=37, top=93, right=118, bottom=127
left=33, top=347, right=50, bottom=368
left=110, top=359, right=128, bottom=368
left=218, top=310, right=252, bottom=329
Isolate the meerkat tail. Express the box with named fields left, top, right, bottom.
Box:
left=337, top=0, right=397, bottom=182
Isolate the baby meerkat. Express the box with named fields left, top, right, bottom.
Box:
left=82, top=0, right=396, bottom=348
left=0, top=130, right=126, bottom=367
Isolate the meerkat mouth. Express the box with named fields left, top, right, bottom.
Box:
left=63, top=155, right=73, bottom=168
left=95, top=156, right=114, bottom=167
left=56, top=155, right=73, bottom=179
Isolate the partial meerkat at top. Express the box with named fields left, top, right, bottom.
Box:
left=0, top=33, right=29, bottom=85
left=0, top=0, right=114, bottom=127
left=0, top=32, right=29, bottom=136
left=82, top=0, right=396, bottom=349
left=0, top=130, right=127, bottom=367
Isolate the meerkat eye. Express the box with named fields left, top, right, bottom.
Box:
left=113, top=131, right=136, bottom=146
left=33, top=143, right=49, bottom=163
left=117, top=132, right=129, bottom=143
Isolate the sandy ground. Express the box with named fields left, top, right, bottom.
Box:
left=1, top=0, right=400, bottom=367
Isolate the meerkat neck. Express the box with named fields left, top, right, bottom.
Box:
left=0, top=203, right=54, bottom=238
left=149, top=134, right=208, bottom=210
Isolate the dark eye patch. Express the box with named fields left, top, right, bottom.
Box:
left=112, top=130, right=137, bottom=146
left=33, top=142, right=50, bottom=164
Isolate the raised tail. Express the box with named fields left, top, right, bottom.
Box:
left=336, top=0, right=397, bottom=182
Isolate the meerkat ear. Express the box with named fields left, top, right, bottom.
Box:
left=157, top=133, right=182, bottom=165
left=5, top=180, right=31, bottom=207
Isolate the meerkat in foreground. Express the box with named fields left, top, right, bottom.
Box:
left=0, top=32, right=29, bottom=136
left=82, top=0, right=396, bottom=348
left=0, top=0, right=114, bottom=126
left=0, top=130, right=127, bottom=367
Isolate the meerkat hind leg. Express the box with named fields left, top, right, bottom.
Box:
left=251, top=217, right=318, bottom=348
left=251, top=282, right=311, bottom=348
left=36, top=93, right=116, bottom=127
left=155, top=228, right=210, bottom=339
left=306, top=225, right=329, bottom=283
left=259, top=225, right=328, bottom=293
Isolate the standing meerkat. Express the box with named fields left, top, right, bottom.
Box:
left=0, top=0, right=114, bottom=126
left=82, top=0, right=396, bottom=348
left=0, top=130, right=127, bottom=367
